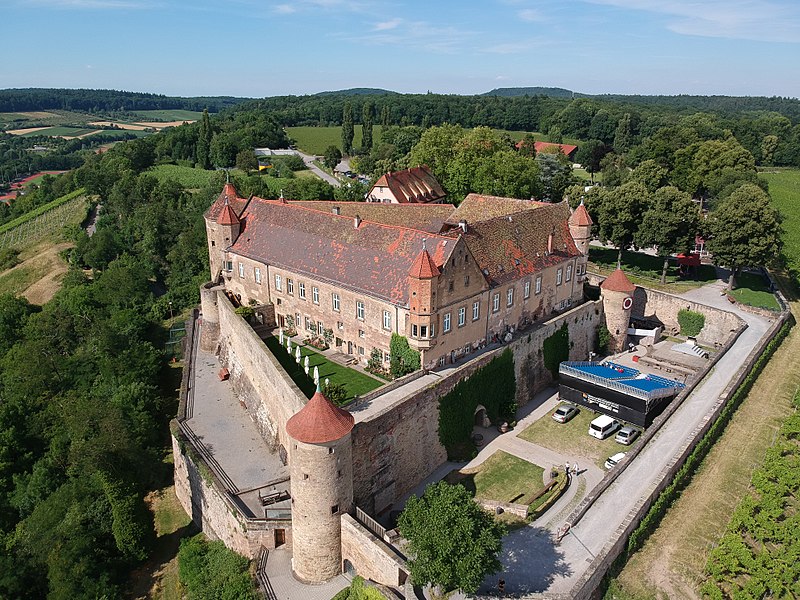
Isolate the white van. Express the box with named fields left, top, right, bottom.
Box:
left=588, top=415, right=621, bottom=440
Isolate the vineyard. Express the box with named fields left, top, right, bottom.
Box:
left=0, top=188, right=88, bottom=250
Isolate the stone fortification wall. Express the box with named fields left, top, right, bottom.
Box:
left=341, top=514, right=408, bottom=587
left=351, top=300, right=602, bottom=515
left=172, top=430, right=289, bottom=558
left=215, top=290, right=306, bottom=449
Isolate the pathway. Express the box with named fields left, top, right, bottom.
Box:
left=296, top=150, right=341, bottom=187
left=476, top=283, right=774, bottom=597
left=264, top=549, right=349, bottom=600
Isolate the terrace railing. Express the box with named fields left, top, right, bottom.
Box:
left=559, top=362, right=679, bottom=401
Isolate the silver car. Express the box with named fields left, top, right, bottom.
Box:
left=552, top=403, right=579, bottom=423
left=615, top=426, right=641, bottom=446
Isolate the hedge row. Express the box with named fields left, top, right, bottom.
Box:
left=605, top=316, right=793, bottom=589
left=0, top=187, right=86, bottom=235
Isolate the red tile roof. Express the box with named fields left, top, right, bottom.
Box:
left=461, top=200, right=582, bottom=287
left=569, top=200, right=593, bottom=227
left=285, top=387, right=354, bottom=444
left=409, top=247, right=440, bottom=279
left=448, top=194, right=549, bottom=224
left=601, top=269, right=636, bottom=293
left=532, top=141, right=579, bottom=157
left=370, top=165, right=446, bottom=204
left=290, top=201, right=454, bottom=234
left=230, top=196, right=457, bottom=304
left=217, top=200, right=240, bottom=226
left=206, top=182, right=248, bottom=222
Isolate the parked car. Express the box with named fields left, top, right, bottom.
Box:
left=588, top=414, right=621, bottom=440
left=552, top=403, right=579, bottom=423
left=615, top=426, right=640, bottom=446
left=605, top=452, right=627, bottom=469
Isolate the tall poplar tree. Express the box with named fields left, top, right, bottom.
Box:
left=361, top=102, right=374, bottom=153
left=196, top=108, right=212, bottom=169
left=380, top=105, right=390, bottom=127
left=341, top=102, right=354, bottom=156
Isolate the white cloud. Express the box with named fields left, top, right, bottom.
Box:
left=583, top=0, right=800, bottom=43
left=518, top=8, right=544, bottom=22
left=495, top=75, right=510, bottom=80
left=347, top=20, right=476, bottom=54
left=373, top=18, right=401, bottom=31
left=273, top=3, right=296, bottom=13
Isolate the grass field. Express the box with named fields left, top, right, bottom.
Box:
left=450, top=451, right=546, bottom=504
left=729, top=271, right=780, bottom=310
left=588, top=247, right=718, bottom=291
left=148, top=164, right=221, bottom=188
left=18, top=125, right=97, bottom=137
left=263, top=335, right=382, bottom=403
left=762, top=169, right=800, bottom=272
left=519, top=406, right=634, bottom=469
left=286, top=125, right=384, bottom=155
left=131, top=109, right=204, bottom=122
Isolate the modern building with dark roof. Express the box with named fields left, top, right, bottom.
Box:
left=366, top=165, right=446, bottom=204
left=205, top=183, right=591, bottom=369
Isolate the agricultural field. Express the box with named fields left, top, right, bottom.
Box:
left=148, top=164, right=222, bottom=188
left=16, top=126, right=98, bottom=138
left=762, top=168, right=800, bottom=272
left=0, top=109, right=87, bottom=128
left=130, top=109, right=203, bottom=122
left=286, top=124, right=384, bottom=155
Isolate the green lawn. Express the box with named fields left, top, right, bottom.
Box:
left=263, top=335, right=382, bottom=403
left=762, top=169, right=800, bottom=272
left=589, top=247, right=718, bottom=291
left=148, top=164, right=221, bottom=188
left=729, top=271, right=780, bottom=310
left=286, top=125, right=384, bottom=155
left=519, top=406, right=634, bottom=469
left=493, top=129, right=583, bottom=146
left=130, top=109, right=204, bottom=122
left=449, top=451, right=546, bottom=505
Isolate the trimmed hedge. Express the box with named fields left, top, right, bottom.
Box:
left=438, top=349, right=516, bottom=459
left=678, top=309, right=705, bottom=337
left=604, top=316, right=793, bottom=593
left=0, top=188, right=85, bottom=235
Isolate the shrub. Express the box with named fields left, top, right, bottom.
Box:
left=678, top=309, right=705, bottom=337
left=323, top=382, right=348, bottom=406
left=390, top=334, right=420, bottom=378
left=596, top=324, right=611, bottom=355
left=234, top=306, right=254, bottom=320
left=177, top=534, right=258, bottom=599
left=543, top=323, right=570, bottom=377
left=0, top=247, right=20, bottom=271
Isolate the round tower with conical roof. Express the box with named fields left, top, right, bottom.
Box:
left=286, top=385, right=355, bottom=583
left=568, top=198, right=593, bottom=257
left=601, top=269, right=636, bottom=354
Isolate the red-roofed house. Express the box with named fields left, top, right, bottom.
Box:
left=205, top=185, right=588, bottom=369
left=367, top=165, right=446, bottom=204
left=515, top=140, right=579, bottom=161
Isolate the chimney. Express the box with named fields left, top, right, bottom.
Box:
left=547, top=229, right=554, bottom=254
left=332, top=206, right=341, bottom=215
left=458, top=219, right=468, bottom=233
left=354, top=214, right=362, bottom=228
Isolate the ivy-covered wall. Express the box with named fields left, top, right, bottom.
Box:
left=438, top=350, right=516, bottom=459
left=543, top=322, right=570, bottom=378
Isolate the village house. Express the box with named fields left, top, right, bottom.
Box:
left=365, top=165, right=447, bottom=204
left=205, top=183, right=591, bottom=369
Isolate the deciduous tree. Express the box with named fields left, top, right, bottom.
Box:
left=596, top=180, right=650, bottom=266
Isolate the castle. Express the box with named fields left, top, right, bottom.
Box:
left=204, top=182, right=593, bottom=370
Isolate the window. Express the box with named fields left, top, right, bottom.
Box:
left=535, top=275, right=542, bottom=294
left=287, top=278, right=294, bottom=294
left=412, top=324, right=418, bottom=338
left=383, top=310, right=391, bottom=330
left=317, top=321, right=324, bottom=334
left=464, top=275, right=470, bottom=287
left=358, top=346, right=365, bottom=356
left=275, top=274, right=282, bottom=291
left=238, top=263, right=245, bottom=278
left=295, top=313, right=301, bottom=329
left=420, top=325, right=427, bottom=338
left=524, top=280, right=530, bottom=299
left=556, top=269, right=563, bottom=285
left=473, top=301, right=480, bottom=321
left=225, top=260, right=233, bottom=272
left=254, top=267, right=261, bottom=284
left=211, top=240, right=215, bottom=247
left=331, top=504, right=339, bottom=515
left=359, top=330, right=365, bottom=338
left=312, top=286, right=319, bottom=304
left=458, top=306, right=466, bottom=327
left=448, top=280, right=454, bottom=292
left=337, top=321, right=344, bottom=330
left=493, top=293, right=500, bottom=312
left=356, top=300, right=365, bottom=320
left=299, top=282, right=306, bottom=299
left=507, top=287, right=514, bottom=307
left=566, top=264, right=573, bottom=282
left=332, top=293, right=340, bottom=312
left=305, top=316, right=313, bottom=331
left=443, top=312, right=451, bottom=333
left=430, top=323, right=435, bottom=337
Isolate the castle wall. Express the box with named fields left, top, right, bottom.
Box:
left=216, top=291, right=306, bottom=449
left=340, top=514, right=408, bottom=587
left=172, top=430, right=290, bottom=558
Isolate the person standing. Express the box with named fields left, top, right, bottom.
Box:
left=573, top=462, right=579, bottom=475
left=565, top=462, right=570, bottom=475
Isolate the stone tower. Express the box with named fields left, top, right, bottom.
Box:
left=199, top=282, right=221, bottom=351
left=600, top=269, right=636, bottom=354
left=408, top=241, right=440, bottom=365
left=204, top=182, right=241, bottom=280
left=286, top=385, right=355, bottom=583
left=568, top=198, right=593, bottom=257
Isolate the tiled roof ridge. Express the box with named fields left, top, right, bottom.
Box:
left=249, top=195, right=458, bottom=241
left=289, top=200, right=453, bottom=210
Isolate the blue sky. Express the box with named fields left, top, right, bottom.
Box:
left=1, top=0, right=798, bottom=98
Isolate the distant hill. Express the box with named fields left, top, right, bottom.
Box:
left=482, top=87, right=581, bottom=98
left=314, top=88, right=398, bottom=97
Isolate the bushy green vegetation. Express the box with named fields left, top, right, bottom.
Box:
left=331, top=576, right=386, bottom=600
left=678, top=309, right=706, bottom=337
left=438, top=350, right=516, bottom=459
left=701, top=389, right=800, bottom=598
left=543, top=322, right=570, bottom=377
left=389, top=333, right=420, bottom=378
left=177, top=534, right=258, bottom=599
